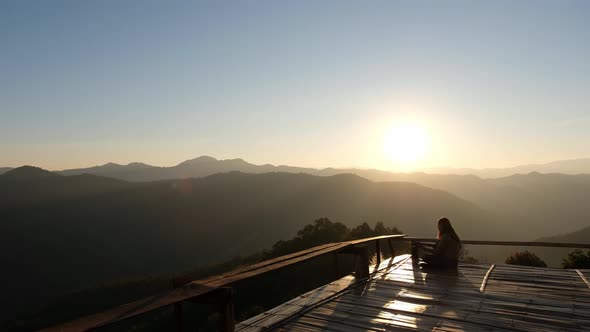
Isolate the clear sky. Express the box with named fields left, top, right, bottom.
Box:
left=2, top=1, right=589, bottom=171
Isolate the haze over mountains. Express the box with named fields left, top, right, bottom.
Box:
left=424, top=158, right=590, bottom=178
left=5, top=155, right=589, bottom=236
left=3, top=156, right=590, bottom=179
left=2, top=157, right=590, bottom=325
left=0, top=166, right=507, bottom=320
left=4, top=156, right=590, bottom=237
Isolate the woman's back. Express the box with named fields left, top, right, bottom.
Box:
left=434, top=233, right=461, bottom=260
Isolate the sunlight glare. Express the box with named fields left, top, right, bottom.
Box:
left=383, top=123, right=429, bottom=169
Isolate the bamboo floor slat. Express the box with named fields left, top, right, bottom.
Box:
left=237, top=255, right=590, bottom=331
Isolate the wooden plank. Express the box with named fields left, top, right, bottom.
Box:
left=264, top=258, right=590, bottom=332
left=195, top=235, right=406, bottom=286
left=238, top=256, right=412, bottom=332
left=576, top=269, right=590, bottom=289
left=480, top=264, right=495, bottom=293
left=347, top=234, right=406, bottom=245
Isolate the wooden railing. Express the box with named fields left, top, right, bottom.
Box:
left=42, top=234, right=407, bottom=332
left=40, top=235, right=590, bottom=331
left=406, top=237, right=590, bottom=262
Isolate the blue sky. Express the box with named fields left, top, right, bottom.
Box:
left=2, top=1, right=589, bottom=170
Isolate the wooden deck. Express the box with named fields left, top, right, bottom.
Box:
left=236, top=255, right=590, bottom=332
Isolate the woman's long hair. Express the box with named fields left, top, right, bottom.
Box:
left=437, top=217, right=460, bottom=243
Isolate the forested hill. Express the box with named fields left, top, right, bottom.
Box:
left=0, top=167, right=510, bottom=323
left=0, top=166, right=131, bottom=205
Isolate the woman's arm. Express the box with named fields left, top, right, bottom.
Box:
left=432, top=237, right=449, bottom=256
left=418, top=242, right=437, bottom=253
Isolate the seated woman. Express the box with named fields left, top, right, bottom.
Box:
left=420, top=217, right=461, bottom=268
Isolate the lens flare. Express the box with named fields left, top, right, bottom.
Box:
left=383, top=123, right=429, bottom=169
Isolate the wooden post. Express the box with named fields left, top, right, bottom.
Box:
left=375, top=239, right=381, bottom=267
left=411, top=240, right=419, bottom=264
left=171, top=276, right=190, bottom=332
left=333, top=253, right=340, bottom=279
left=190, top=287, right=235, bottom=332
left=341, top=245, right=370, bottom=279
left=355, top=246, right=370, bottom=279
left=387, top=238, right=395, bottom=259
left=220, top=287, right=235, bottom=332
left=174, top=302, right=183, bottom=332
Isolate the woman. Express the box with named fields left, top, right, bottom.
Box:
left=421, top=217, right=461, bottom=268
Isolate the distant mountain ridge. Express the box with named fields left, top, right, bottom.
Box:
left=529, top=226, right=590, bottom=267
left=537, top=225, right=590, bottom=244
left=0, top=167, right=13, bottom=175
left=424, top=158, right=590, bottom=178
left=55, top=156, right=317, bottom=181
left=3, top=156, right=590, bottom=180
left=51, top=156, right=590, bottom=181
left=5, top=156, right=590, bottom=235
left=0, top=166, right=131, bottom=206
left=3, top=163, right=590, bottom=323
left=3, top=165, right=57, bottom=178
left=48, top=156, right=590, bottom=235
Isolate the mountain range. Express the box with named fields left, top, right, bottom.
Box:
left=3, top=156, right=590, bottom=179
left=0, top=166, right=510, bottom=322
left=2, top=157, right=590, bottom=324
left=424, top=158, right=590, bottom=178
left=5, top=156, right=589, bottom=236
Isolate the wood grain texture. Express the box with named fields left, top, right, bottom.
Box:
left=243, top=257, right=590, bottom=332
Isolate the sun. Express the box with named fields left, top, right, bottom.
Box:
left=383, top=123, right=429, bottom=169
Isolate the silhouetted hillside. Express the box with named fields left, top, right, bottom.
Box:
left=0, top=169, right=508, bottom=323
left=529, top=226, right=590, bottom=267
left=474, top=225, right=590, bottom=269
left=0, top=167, right=13, bottom=175
left=0, top=166, right=131, bottom=206
left=314, top=170, right=590, bottom=236
left=381, top=172, right=590, bottom=236
left=53, top=156, right=590, bottom=236
left=3, top=166, right=51, bottom=177
left=537, top=225, right=590, bottom=243
left=2, top=219, right=398, bottom=332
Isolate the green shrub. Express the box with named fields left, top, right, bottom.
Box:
left=505, top=250, right=547, bottom=267
left=562, top=249, right=590, bottom=269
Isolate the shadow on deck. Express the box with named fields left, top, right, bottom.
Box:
left=237, top=255, right=590, bottom=332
